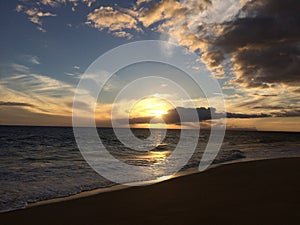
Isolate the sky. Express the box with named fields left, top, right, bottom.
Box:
left=0, top=0, right=299, bottom=131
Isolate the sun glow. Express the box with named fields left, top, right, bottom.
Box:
left=149, top=109, right=168, bottom=118
left=130, top=96, right=172, bottom=118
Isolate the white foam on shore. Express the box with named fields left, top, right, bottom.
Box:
left=26, top=156, right=290, bottom=210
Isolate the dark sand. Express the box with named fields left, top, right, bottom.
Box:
left=1, top=158, right=300, bottom=225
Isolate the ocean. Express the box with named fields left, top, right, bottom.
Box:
left=1, top=126, right=300, bottom=212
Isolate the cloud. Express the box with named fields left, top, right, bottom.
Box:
left=16, top=0, right=96, bottom=31
left=16, top=0, right=299, bottom=88
left=292, top=88, right=300, bottom=94
left=29, top=0, right=95, bottom=9
left=137, top=0, right=186, bottom=27
left=86, top=6, right=140, bottom=36
left=81, top=0, right=95, bottom=7
left=0, top=106, right=72, bottom=126
left=129, top=107, right=270, bottom=125
left=273, top=109, right=300, bottom=117
left=223, top=85, right=300, bottom=118
left=252, top=93, right=278, bottom=97
left=64, top=72, right=81, bottom=77
left=25, top=8, right=56, bottom=26
left=40, top=0, right=67, bottom=8
left=154, top=0, right=299, bottom=89
left=20, top=55, right=41, bottom=65
left=208, top=0, right=300, bottom=88
left=29, top=56, right=40, bottom=65
left=37, top=26, right=46, bottom=32
left=64, top=65, right=82, bottom=77
left=14, top=0, right=300, bottom=117
left=15, top=4, right=24, bottom=12
left=136, top=0, right=151, bottom=6
left=0, top=73, right=75, bottom=117
left=252, top=106, right=285, bottom=110
left=0, top=101, right=35, bottom=107
left=83, top=0, right=298, bottom=90
left=226, top=111, right=270, bottom=119
left=10, top=63, right=30, bottom=73
left=16, top=5, right=57, bottom=31
left=82, top=0, right=247, bottom=73
left=113, top=31, right=133, bottom=39
left=73, top=65, right=80, bottom=70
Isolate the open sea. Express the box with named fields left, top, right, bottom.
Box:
left=1, top=126, right=300, bottom=212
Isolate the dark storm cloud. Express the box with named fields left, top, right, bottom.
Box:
left=129, top=107, right=270, bottom=125
left=162, top=107, right=213, bottom=124
left=210, top=0, right=300, bottom=87
left=0, top=101, right=34, bottom=107
left=231, top=43, right=300, bottom=87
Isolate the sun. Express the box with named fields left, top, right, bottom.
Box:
left=149, top=109, right=168, bottom=118
left=130, top=96, right=171, bottom=119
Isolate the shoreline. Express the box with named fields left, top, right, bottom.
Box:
left=24, top=156, right=299, bottom=209
left=1, top=156, right=299, bottom=213
left=1, top=157, right=300, bottom=225
left=0, top=156, right=249, bottom=213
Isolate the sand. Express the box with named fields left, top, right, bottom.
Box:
left=1, top=158, right=300, bottom=225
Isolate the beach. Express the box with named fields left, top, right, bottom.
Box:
left=1, top=0, right=300, bottom=224
left=1, top=157, right=299, bottom=225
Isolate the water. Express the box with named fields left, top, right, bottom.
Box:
left=0, top=126, right=300, bottom=212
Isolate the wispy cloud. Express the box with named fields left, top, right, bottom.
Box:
left=29, top=56, right=40, bottom=65
left=20, top=55, right=41, bottom=65
left=73, top=65, right=80, bottom=70
left=64, top=72, right=81, bottom=78
left=0, top=101, right=35, bottom=107
left=10, top=63, right=30, bottom=73
left=224, top=85, right=300, bottom=116
left=0, top=73, right=75, bottom=116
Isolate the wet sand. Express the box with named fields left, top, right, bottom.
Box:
left=1, top=158, right=300, bottom=225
